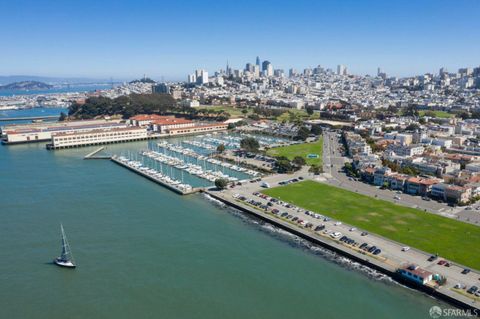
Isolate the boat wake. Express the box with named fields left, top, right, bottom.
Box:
left=203, top=193, right=396, bottom=284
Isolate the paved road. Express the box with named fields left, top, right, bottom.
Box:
left=322, top=130, right=480, bottom=226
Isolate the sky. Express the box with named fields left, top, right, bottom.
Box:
left=0, top=0, right=479, bottom=81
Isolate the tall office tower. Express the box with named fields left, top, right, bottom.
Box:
left=439, top=67, right=448, bottom=76
left=274, top=69, right=285, bottom=78
left=256, top=56, right=261, bottom=66
left=337, top=64, right=347, bottom=76
left=474, top=67, right=480, bottom=77
left=200, top=70, right=208, bottom=84
left=195, top=70, right=208, bottom=85
left=265, top=63, right=274, bottom=77
left=226, top=61, right=231, bottom=76
left=262, top=60, right=271, bottom=72
left=304, top=68, right=312, bottom=76
left=313, top=65, right=323, bottom=75
left=377, top=67, right=382, bottom=76
left=252, top=65, right=260, bottom=77
left=187, top=74, right=196, bottom=83
left=289, top=68, right=297, bottom=78
left=245, top=63, right=254, bottom=72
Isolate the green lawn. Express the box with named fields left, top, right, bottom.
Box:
left=266, top=137, right=323, bottom=166
left=263, top=180, right=480, bottom=270
left=419, top=110, right=454, bottom=118
left=201, top=105, right=251, bottom=118
left=275, top=109, right=319, bottom=122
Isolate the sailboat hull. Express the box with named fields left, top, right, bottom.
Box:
left=54, top=258, right=76, bottom=268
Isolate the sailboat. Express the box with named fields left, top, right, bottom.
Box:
left=54, top=224, right=76, bottom=268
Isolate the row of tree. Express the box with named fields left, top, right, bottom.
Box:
left=68, top=93, right=177, bottom=119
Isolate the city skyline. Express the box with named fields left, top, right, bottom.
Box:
left=0, top=0, right=479, bottom=79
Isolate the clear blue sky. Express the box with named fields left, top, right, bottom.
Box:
left=0, top=0, right=479, bottom=80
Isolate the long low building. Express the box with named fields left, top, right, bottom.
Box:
left=166, top=123, right=228, bottom=136
left=1, top=119, right=126, bottom=144
left=47, top=127, right=148, bottom=149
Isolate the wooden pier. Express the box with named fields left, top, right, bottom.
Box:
left=110, top=156, right=202, bottom=195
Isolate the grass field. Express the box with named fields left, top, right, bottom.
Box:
left=275, top=109, right=320, bottom=122
left=419, top=110, right=454, bottom=118
left=266, top=137, right=323, bottom=166
left=201, top=105, right=252, bottom=118
left=263, top=180, right=480, bottom=270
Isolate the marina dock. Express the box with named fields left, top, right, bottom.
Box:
left=111, top=155, right=202, bottom=195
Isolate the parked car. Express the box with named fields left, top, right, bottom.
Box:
left=361, top=231, right=368, bottom=236
left=462, top=268, right=471, bottom=275
left=368, top=246, right=377, bottom=253
left=428, top=255, right=438, bottom=262
left=330, top=232, right=342, bottom=239
left=467, top=286, right=478, bottom=294
left=401, top=246, right=410, bottom=252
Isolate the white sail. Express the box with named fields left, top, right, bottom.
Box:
left=55, top=224, right=76, bottom=268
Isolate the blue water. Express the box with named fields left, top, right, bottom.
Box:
left=0, top=84, right=113, bottom=97
left=0, top=107, right=65, bottom=125
left=0, top=141, right=451, bottom=319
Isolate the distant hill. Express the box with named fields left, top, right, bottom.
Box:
left=0, top=75, right=127, bottom=85
left=129, top=77, right=156, bottom=84
left=0, top=81, right=54, bottom=91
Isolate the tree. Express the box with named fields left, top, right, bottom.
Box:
left=306, top=106, right=314, bottom=116
left=59, top=112, right=67, bottom=121
left=296, top=126, right=310, bottom=141
left=310, top=124, right=323, bottom=136
left=405, top=123, right=420, bottom=131
left=292, top=156, right=306, bottom=167
left=276, top=157, right=294, bottom=173
left=241, top=109, right=248, bottom=116
left=309, top=164, right=323, bottom=175
left=216, top=144, right=226, bottom=153
left=240, top=137, right=260, bottom=153
left=403, top=105, right=419, bottom=117
left=214, top=178, right=228, bottom=190
left=424, top=110, right=437, bottom=118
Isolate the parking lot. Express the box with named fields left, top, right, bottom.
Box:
left=220, top=175, right=480, bottom=306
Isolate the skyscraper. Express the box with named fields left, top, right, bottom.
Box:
left=337, top=64, right=347, bottom=76
left=256, top=56, right=261, bottom=66
left=262, top=60, right=271, bottom=72
left=245, top=63, right=254, bottom=72
left=195, top=69, right=208, bottom=85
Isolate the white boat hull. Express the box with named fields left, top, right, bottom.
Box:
left=54, top=258, right=76, bottom=268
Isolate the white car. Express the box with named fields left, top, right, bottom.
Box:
left=349, top=227, right=356, bottom=232
left=330, top=232, right=342, bottom=239
left=334, top=222, right=342, bottom=226
left=394, top=196, right=401, bottom=200
left=401, top=246, right=410, bottom=252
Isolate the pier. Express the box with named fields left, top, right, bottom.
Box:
left=0, top=115, right=59, bottom=122
left=111, top=155, right=202, bottom=195
left=83, top=147, right=111, bottom=159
